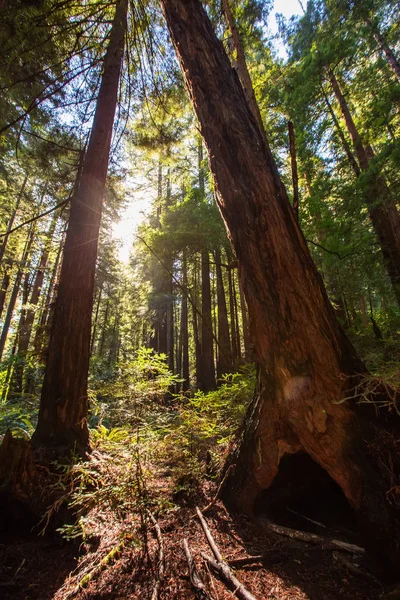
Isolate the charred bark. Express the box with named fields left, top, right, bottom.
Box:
left=159, top=0, right=400, bottom=576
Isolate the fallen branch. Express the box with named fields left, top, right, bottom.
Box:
left=195, top=506, right=223, bottom=562
left=182, top=538, right=213, bottom=600
left=260, top=520, right=365, bottom=554
left=148, top=511, right=165, bottom=600
left=202, top=553, right=258, bottom=600
left=203, top=464, right=234, bottom=513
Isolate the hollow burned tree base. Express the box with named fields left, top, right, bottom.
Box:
left=222, top=370, right=400, bottom=578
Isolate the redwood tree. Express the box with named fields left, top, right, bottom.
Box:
left=159, top=0, right=400, bottom=574
left=32, top=0, right=128, bottom=452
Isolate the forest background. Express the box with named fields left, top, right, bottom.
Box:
left=0, top=0, right=399, bottom=597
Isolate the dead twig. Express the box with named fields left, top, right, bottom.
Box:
left=196, top=507, right=258, bottom=600
left=260, top=520, right=365, bottom=554
left=201, top=553, right=258, bottom=600
left=196, top=506, right=223, bottom=562
left=182, top=538, right=214, bottom=600
left=203, top=465, right=234, bottom=514
left=148, top=511, right=165, bottom=600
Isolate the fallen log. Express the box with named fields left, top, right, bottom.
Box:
left=260, top=520, right=365, bottom=554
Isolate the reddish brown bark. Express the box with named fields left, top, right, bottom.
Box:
left=32, top=0, right=128, bottom=452
left=159, top=0, right=400, bottom=575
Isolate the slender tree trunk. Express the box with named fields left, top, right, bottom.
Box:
left=192, top=256, right=202, bottom=390
left=0, top=223, right=35, bottom=361
left=221, top=0, right=264, bottom=136
left=359, top=295, right=369, bottom=328
left=239, top=279, right=251, bottom=361
left=288, top=121, right=299, bottom=221
left=32, top=233, right=63, bottom=361
left=329, top=69, right=400, bottom=306
left=90, top=286, right=102, bottom=354
left=160, top=0, right=400, bottom=574
left=13, top=214, right=58, bottom=392
left=366, top=19, right=400, bottom=83
left=167, top=268, right=174, bottom=372
left=0, top=265, right=11, bottom=319
left=32, top=0, right=128, bottom=452
left=227, top=266, right=238, bottom=362
left=215, top=248, right=232, bottom=378
left=180, top=251, right=190, bottom=391
left=200, top=248, right=216, bottom=392
left=232, top=269, right=241, bottom=361
left=0, top=173, right=28, bottom=265
left=98, top=300, right=110, bottom=358
left=321, top=86, right=361, bottom=177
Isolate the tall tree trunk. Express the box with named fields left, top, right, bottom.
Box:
left=0, top=264, right=11, bottom=319
left=180, top=250, right=190, bottom=391
left=200, top=248, right=216, bottom=392
left=32, top=0, right=128, bottom=452
left=90, top=286, right=103, bottom=354
left=160, top=0, right=400, bottom=574
left=239, top=278, right=251, bottom=362
left=221, top=0, right=264, bottom=136
left=321, top=86, right=361, bottom=177
left=232, top=269, right=241, bottom=361
left=0, top=173, right=28, bottom=265
left=13, top=214, right=58, bottom=393
left=288, top=121, right=300, bottom=222
left=227, top=266, right=238, bottom=362
left=0, top=223, right=35, bottom=361
left=32, top=233, right=63, bottom=362
left=98, top=300, right=110, bottom=358
left=192, top=256, right=202, bottom=390
left=215, top=248, right=232, bottom=378
left=329, top=69, right=400, bottom=306
left=366, top=19, right=400, bottom=83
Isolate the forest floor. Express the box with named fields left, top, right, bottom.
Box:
left=0, top=472, right=395, bottom=600
left=1, top=353, right=400, bottom=600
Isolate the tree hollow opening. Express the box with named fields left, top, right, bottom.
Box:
left=254, top=452, right=359, bottom=537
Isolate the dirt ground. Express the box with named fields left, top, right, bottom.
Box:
left=0, top=482, right=395, bottom=600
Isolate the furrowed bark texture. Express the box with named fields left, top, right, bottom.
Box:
left=159, top=0, right=400, bottom=574
left=32, top=0, right=128, bottom=452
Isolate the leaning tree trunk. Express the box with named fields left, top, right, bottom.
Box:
left=32, top=0, right=128, bottom=453
left=159, top=0, right=400, bottom=575
left=329, top=69, right=400, bottom=306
